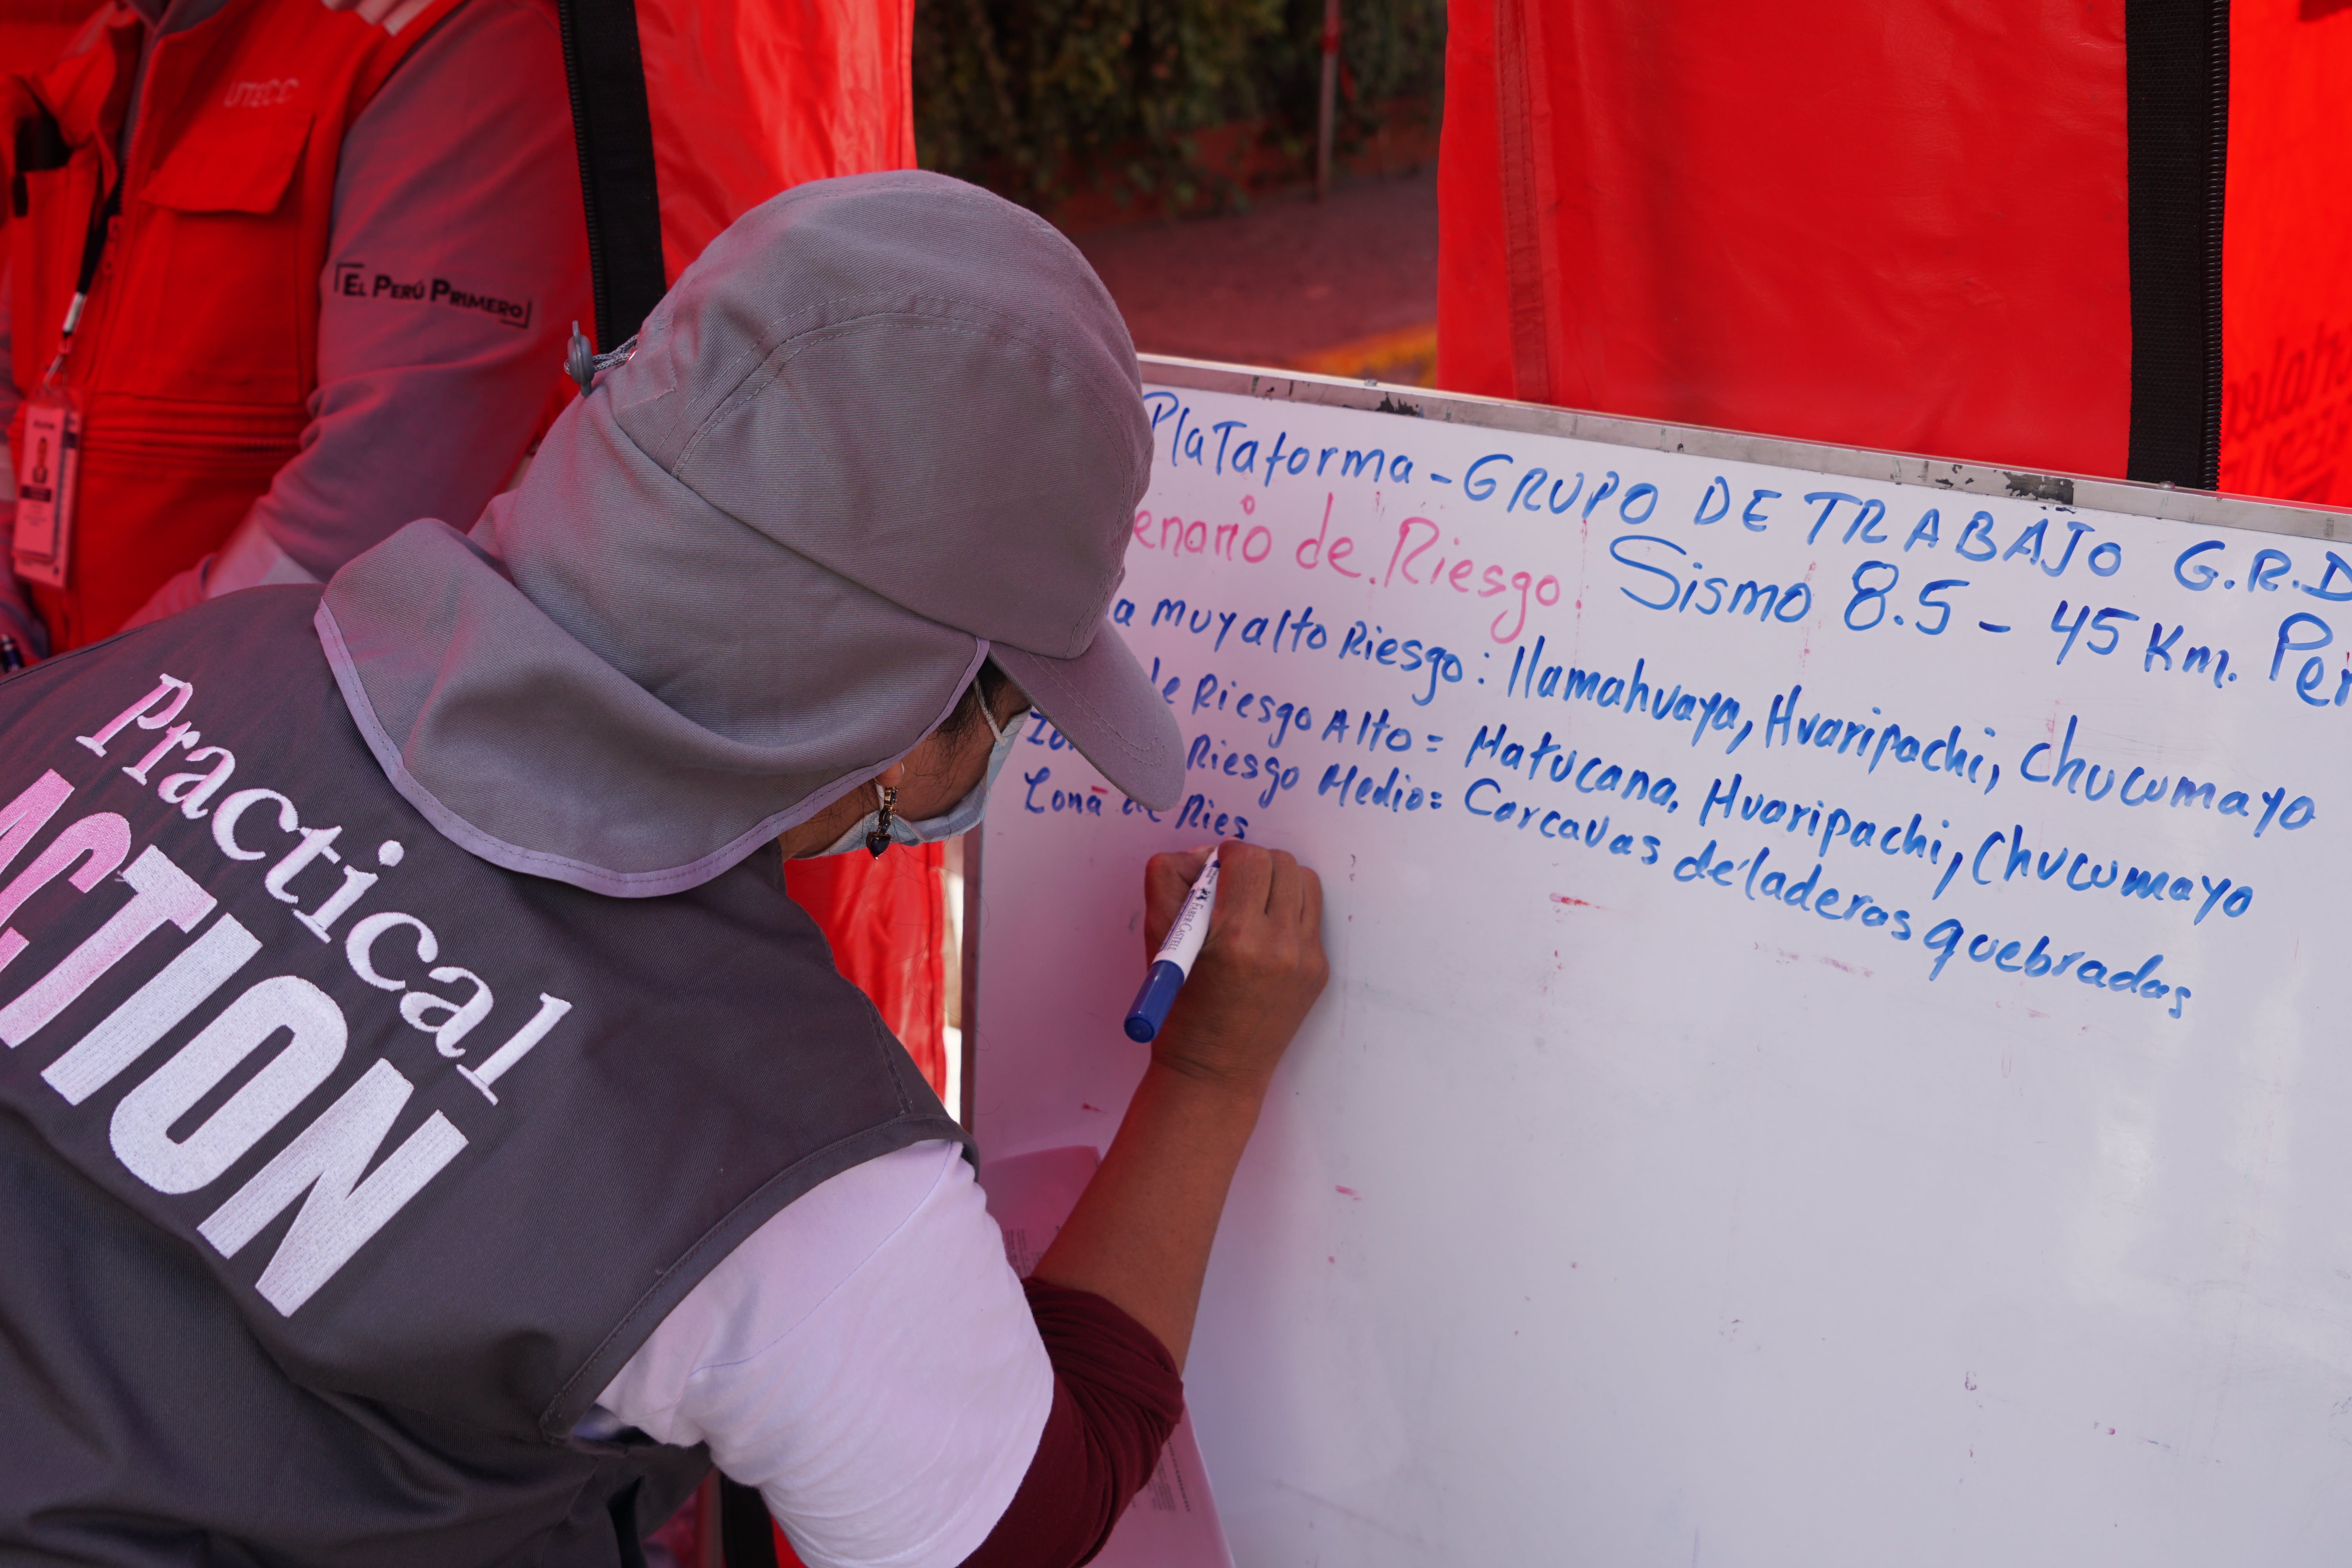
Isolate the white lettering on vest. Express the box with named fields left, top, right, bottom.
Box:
left=0, top=811, right=131, bottom=973
left=76, top=675, right=192, bottom=757
left=158, top=746, right=236, bottom=819
left=345, top=910, right=435, bottom=990
left=0, top=770, right=74, bottom=875
left=456, top=993, right=572, bottom=1104
left=400, top=966, right=493, bottom=1056
left=123, top=722, right=201, bottom=785
left=212, top=788, right=298, bottom=861
left=112, top=974, right=347, bottom=1195
left=294, top=866, right=379, bottom=943
left=263, top=824, right=341, bottom=903
left=29, top=675, right=577, bottom=1120
left=44, top=915, right=262, bottom=1105
left=0, top=846, right=215, bottom=1046
left=0, top=680, right=570, bottom=1314
left=200, top=1059, right=467, bottom=1315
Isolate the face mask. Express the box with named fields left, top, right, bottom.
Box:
left=817, top=698, right=1022, bottom=856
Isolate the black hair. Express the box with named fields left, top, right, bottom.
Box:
left=938, top=657, right=1017, bottom=746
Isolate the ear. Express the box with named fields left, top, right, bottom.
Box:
left=877, top=758, right=911, bottom=791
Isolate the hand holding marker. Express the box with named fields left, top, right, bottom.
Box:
left=1124, top=848, right=1221, bottom=1042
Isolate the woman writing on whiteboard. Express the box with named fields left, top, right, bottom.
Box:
left=0, top=174, right=1327, bottom=1564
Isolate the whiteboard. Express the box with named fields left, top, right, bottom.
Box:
left=973, top=359, right=2352, bottom=1567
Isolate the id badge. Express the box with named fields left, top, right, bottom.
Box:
left=14, top=394, right=79, bottom=589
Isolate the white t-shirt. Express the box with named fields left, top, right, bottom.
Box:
left=588, top=1141, right=1054, bottom=1568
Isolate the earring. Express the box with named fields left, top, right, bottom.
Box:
left=866, top=784, right=898, bottom=858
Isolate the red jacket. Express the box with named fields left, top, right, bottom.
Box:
left=5, top=0, right=461, bottom=648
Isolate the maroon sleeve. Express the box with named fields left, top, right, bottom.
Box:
left=956, top=1280, right=1187, bottom=1568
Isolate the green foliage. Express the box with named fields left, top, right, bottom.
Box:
left=1254, top=0, right=1449, bottom=167
left=913, top=0, right=1446, bottom=214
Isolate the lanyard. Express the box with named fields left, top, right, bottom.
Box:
left=15, top=145, right=110, bottom=592
left=42, top=174, right=123, bottom=380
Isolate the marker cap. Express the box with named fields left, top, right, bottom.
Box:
left=1124, top=959, right=1187, bottom=1042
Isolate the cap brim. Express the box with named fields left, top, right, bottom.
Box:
left=989, top=619, right=1184, bottom=810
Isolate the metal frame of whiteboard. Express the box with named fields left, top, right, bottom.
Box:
left=960, top=356, right=2352, bottom=1126
left=1135, top=353, right=2351, bottom=544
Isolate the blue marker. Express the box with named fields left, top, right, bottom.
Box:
left=1124, top=848, right=1221, bottom=1043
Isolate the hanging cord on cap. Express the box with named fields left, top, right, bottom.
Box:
left=564, top=320, right=637, bottom=394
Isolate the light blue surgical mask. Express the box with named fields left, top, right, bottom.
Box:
left=818, top=698, right=1022, bottom=856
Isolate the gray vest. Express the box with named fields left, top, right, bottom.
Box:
left=0, top=588, right=970, bottom=1564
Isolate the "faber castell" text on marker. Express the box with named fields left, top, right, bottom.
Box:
left=1124, top=848, right=1221, bottom=1043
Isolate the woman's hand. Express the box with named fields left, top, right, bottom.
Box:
left=1032, top=838, right=1329, bottom=1367
left=1141, top=840, right=1327, bottom=1100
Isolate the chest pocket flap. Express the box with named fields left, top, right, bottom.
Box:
left=142, top=109, right=312, bottom=215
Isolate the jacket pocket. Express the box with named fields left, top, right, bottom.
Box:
left=140, top=108, right=311, bottom=216
left=111, top=109, right=317, bottom=403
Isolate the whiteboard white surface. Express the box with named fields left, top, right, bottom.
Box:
left=975, top=365, right=2352, bottom=1567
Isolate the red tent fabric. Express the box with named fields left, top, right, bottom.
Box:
left=2221, top=0, right=2352, bottom=504
left=1438, top=0, right=2350, bottom=510
left=638, top=0, right=917, bottom=280
left=783, top=840, right=950, bottom=1095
